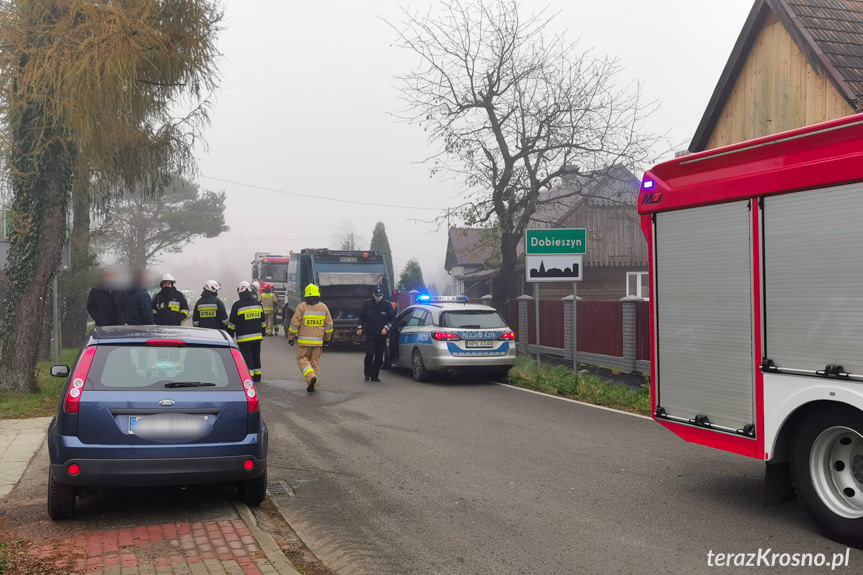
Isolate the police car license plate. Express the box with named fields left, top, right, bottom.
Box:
left=465, top=340, right=494, bottom=348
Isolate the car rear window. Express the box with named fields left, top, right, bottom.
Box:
left=87, top=345, right=242, bottom=390
left=439, top=310, right=507, bottom=329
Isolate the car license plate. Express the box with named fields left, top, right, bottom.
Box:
left=465, top=340, right=494, bottom=348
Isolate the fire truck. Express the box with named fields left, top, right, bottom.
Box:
left=639, top=113, right=863, bottom=546
left=251, top=253, right=290, bottom=328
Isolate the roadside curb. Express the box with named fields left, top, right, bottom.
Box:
left=233, top=499, right=302, bottom=575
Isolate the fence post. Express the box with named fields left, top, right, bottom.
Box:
left=516, top=294, right=533, bottom=353
left=620, top=296, right=640, bottom=373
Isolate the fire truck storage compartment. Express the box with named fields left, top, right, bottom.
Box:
left=763, top=182, right=863, bottom=376
left=654, top=200, right=754, bottom=431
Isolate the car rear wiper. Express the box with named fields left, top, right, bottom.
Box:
left=164, top=381, right=216, bottom=388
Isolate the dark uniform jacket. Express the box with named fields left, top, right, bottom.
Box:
left=193, top=291, right=229, bottom=330
left=227, top=292, right=265, bottom=342
left=86, top=288, right=125, bottom=326
left=152, top=287, right=190, bottom=326
left=357, top=298, right=395, bottom=339
left=124, top=288, right=154, bottom=325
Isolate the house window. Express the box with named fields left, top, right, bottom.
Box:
left=627, top=271, right=649, bottom=299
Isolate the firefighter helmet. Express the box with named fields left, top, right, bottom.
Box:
left=252, top=281, right=260, bottom=290
left=160, top=273, right=176, bottom=287
left=238, top=281, right=252, bottom=294
left=203, top=280, right=221, bottom=294
left=304, top=284, right=321, bottom=298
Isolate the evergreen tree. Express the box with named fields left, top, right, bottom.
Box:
left=398, top=258, right=426, bottom=292
left=370, top=222, right=395, bottom=291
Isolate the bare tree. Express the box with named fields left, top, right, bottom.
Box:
left=389, top=0, right=662, bottom=307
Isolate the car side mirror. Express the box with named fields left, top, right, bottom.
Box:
left=50, top=365, right=70, bottom=378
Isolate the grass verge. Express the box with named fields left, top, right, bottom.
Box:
left=505, top=354, right=651, bottom=416
left=0, top=348, right=79, bottom=420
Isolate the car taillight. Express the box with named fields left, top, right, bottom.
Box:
left=498, top=331, right=515, bottom=341
left=65, top=346, right=97, bottom=414
left=431, top=331, right=461, bottom=341
left=231, top=348, right=259, bottom=413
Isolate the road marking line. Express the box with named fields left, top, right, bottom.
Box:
left=494, top=382, right=653, bottom=420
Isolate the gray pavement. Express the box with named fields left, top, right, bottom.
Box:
left=0, top=415, right=300, bottom=575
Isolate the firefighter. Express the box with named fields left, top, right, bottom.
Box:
left=227, top=281, right=266, bottom=382
left=252, top=280, right=260, bottom=300
left=151, top=273, right=189, bottom=326
left=259, top=285, right=279, bottom=336
left=193, top=280, right=229, bottom=331
left=287, top=284, right=333, bottom=392
left=357, top=285, right=395, bottom=382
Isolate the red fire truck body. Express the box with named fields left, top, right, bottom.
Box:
left=639, top=113, right=863, bottom=545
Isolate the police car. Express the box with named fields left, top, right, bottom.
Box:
left=384, top=295, right=516, bottom=381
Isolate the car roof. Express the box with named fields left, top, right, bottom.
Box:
left=89, top=325, right=236, bottom=347
left=408, top=303, right=500, bottom=313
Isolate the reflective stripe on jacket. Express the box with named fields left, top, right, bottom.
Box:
left=288, top=302, right=333, bottom=346
left=260, top=292, right=278, bottom=312
left=228, top=294, right=265, bottom=342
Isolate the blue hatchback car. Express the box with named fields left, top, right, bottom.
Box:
left=47, top=325, right=268, bottom=519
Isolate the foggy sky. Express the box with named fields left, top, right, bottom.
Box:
left=159, top=0, right=755, bottom=295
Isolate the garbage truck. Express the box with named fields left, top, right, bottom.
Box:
left=639, top=113, right=863, bottom=546
left=282, top=248, right=393, bottom=342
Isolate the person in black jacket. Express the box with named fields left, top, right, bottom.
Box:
left=193, top=280, right=229, bottom=331
left=356, top=285, right=395, bottom=382
left=151, top=273, right=189, bottom=326
left=124, top=269, right=154, bottom=325
left=227, top=281, right=266, bottom=382
left=86, top=268, right=125, bottom=326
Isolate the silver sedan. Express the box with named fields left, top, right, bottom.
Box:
left=384, top=296, right=516, bottom=381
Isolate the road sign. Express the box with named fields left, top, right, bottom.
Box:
left=525, top=228, right=586, bottom=255
left=526, top=255, right=582, bottom=283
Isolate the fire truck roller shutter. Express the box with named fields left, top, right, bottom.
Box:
left=763, top=182, right=863, bottom=375
left=655, top=200, right=755, bottom=432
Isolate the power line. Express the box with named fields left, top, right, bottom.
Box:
left=201, top=174, right=443, bottom=212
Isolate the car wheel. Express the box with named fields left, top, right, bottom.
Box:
left=238, top=468, right=267, bottom=506
left=47, top=471, right=76, bottom=520
left=791, top=405, right=863, bottom=547
left=411, top=349, right=428, bottom=382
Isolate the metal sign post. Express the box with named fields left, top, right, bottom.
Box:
left=534, top=283, right=541, bottom=372
left=572, top=281, right=578, bottom=371
left=525, top=228, right=586, bottom=374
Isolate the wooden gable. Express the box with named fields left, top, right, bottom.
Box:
left=692, top=0, right=862, bottom=152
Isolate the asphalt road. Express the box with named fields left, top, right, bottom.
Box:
left=258, top=336, right=861, bottom=575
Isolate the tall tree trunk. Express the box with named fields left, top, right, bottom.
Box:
left=492, top=231, right=519, bottom=310
left=61, top=170, right=92, bottom=347
left=0, top=105, right=75, bottom=392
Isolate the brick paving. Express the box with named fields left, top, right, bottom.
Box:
left=27, top=519, right=286, bottom=575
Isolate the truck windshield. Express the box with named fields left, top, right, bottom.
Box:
left=261, top=263, right=289, bottom=282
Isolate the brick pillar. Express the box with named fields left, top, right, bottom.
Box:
left=481, top=294, right=493, bottom=307
left=620, top=296, right=639, bottom=373
left=516, top=294, right=533, bottom=349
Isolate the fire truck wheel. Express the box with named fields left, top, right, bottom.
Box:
left=791, top=404, right=863, bottom=547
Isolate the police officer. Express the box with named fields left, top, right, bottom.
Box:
left=287, top=284, right=333, bottom=392
left=152, top=273, right=189, bottom=325
left=193, top=280, right=229, bottom=331
left=227, top=281, right=266, bottom=382
left=357, top=285, right=395, bottom=382
left=259, top=285, right=279, bottom=336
